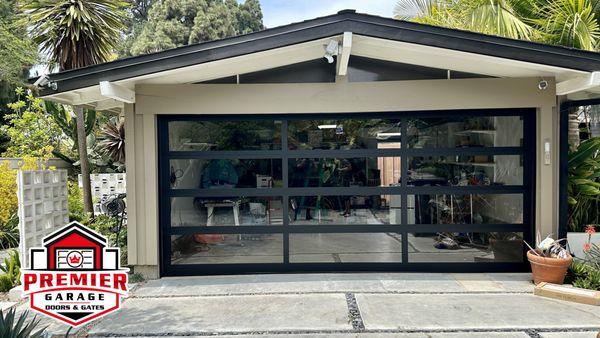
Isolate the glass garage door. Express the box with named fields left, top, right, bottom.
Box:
left=158, top=109, right=535, bottom=276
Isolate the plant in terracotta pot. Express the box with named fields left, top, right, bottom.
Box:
left=525, top=233, right=572, bottom=285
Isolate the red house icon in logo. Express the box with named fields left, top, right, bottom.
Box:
left=22, top=222, right=128, bottom=327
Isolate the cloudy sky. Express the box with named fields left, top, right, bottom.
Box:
left=258, top=0, right=397, bottom=28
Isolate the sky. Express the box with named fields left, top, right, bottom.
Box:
left=258, top=0, right=396, bottom=28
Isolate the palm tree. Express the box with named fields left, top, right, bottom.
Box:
left=394, top=0, right=600, bottom=50
left=395, top=0, right=600, bottom=149
left=23, top=0, right=128, bottom=214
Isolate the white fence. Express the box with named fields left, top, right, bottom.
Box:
left=17, top=170, right=69, bottom=268
left=79, top=173, right=126, bottom=215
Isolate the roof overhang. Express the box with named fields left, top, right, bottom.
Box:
left=33, top=10, right=600, bottom=109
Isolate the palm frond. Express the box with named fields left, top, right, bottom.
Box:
left=536, top=0, right=600, bottom=50
left=22, top=0, right=129, bottom=70
left=468, top=0, right=535, bottom=40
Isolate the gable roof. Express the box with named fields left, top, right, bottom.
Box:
left=33, top=9, right=600, bottom=100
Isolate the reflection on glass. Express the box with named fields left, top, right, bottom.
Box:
left=407, top=116, right=522, bottom=148
left=171, top=233, right=283, bottom=264
left=290, top=195, right=396, bottom=225
left=408, top=155, right=523, bottom=186
left=169, top=120, right=281, bottom=151
left=288, top=157, right=401, bottom=188
left=288, top=118, right=401, bottom=150
left=169, top=159, right=282, bottom=189
left=407, top=232, right=523, bottom=262
left=408, top=194, right=523, bottom=225
left=171, top=197, right=284, bottom=227
left=290, top=233, right=402, bottom=262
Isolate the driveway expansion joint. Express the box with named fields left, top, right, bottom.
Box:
left=345, top=292, right=365, bottom=332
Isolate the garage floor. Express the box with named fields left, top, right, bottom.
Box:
left=172, top=233, right=499, bottom=265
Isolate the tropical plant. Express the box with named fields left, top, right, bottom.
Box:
left=0, top=249, right=21, bottom=292
left=394, top=0, right=600, bottom=51
left=534, top=0, right=600, bottom=50
left=97, top=117, right=125, bottom=167
left=0, top=213, right=19, bottom=250
left=0, top=308, right=46, bottom=338
left=568, top=259, right=600, bottom=290
left=567, top=138, right=600, bottom=231
left=23, top=0, right=128, bottom=70
left=23, top=0, right=129, bottom=215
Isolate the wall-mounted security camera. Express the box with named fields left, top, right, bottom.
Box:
left=33, top=74, right=57, bottom=91
left=323, top=40, right=339, bottom=64
left=538, top=80, right=549, bottom=91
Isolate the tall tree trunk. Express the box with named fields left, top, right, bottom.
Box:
left=568, top=109, right=581, bottom=151
left=75, top=106, right=94, bottom=215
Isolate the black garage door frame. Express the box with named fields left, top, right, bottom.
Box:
left=158, top=109, right=536, bottom=276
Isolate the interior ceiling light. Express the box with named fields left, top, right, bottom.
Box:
left=377, top=133, right=401, bottom=138
left=318, top=124, right=337, bottom=129
left=323, top=40, right=339, bottom=64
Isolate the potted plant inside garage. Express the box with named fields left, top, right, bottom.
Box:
left=525, top=234, right=572, bottom=285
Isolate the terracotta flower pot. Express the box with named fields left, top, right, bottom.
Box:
left=527, top=250, right=572, bottom=285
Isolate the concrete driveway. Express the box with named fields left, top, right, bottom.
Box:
left=19, top=273, right=600, bottom=337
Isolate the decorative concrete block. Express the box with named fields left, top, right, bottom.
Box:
left=17, top=170, right=69, bottom=268
left=79, top=173, right=126, bottom=215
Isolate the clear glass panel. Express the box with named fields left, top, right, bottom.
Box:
left=289, top=233, right=402, bottom=262
left=408, top=155, right=523, bottom=186
left=408, top=194, right=523, bottom=225
left=290, top=195, right=397, bottom=225
left=407, top=116, right=523, bottom=148
left=171, top=233, right=283, bottom=264
left=288, top=118, right=401, bottom=150
left=170, top=197, right=284, bottom=227
left=408, top=232, right=523, bottom=262
left=289, top=157, right=401, bottom=188
left=169, top=159, right=282, bottom=189
left=168, top=120, right=282, bottom=151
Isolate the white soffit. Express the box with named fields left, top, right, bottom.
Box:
left=351, top=35, right=587, bottom=82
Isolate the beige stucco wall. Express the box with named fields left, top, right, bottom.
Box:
left=125, top=77, right=558, bottom=272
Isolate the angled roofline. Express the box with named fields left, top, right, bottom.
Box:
left=33, top=9, right=600, bottom=96
left=43, top=221, right=107, bottom=247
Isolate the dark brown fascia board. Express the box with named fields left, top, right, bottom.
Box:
left=33, top=10, right=600, bottom=96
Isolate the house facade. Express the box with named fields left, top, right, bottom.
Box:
left=34, top=11, right=600, bottom=278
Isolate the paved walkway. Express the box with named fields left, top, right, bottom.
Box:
left=15, top=273, right=600, bottom=337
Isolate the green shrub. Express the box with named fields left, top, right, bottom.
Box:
left=567, top=260, right=600, bottom=291
left=0, top=275, right=13, bottom=292
left=0, top=250, right=21, bottom=292
left=0, top=213, right=19, bottom=250
left=0, top=308, right=46, bottom=337
left=129, top=272, right=145, bottom=283
left=67, top=181, right=89, bottom=223
left=87, top=215, right=127, bottom=265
